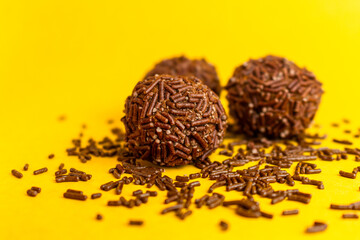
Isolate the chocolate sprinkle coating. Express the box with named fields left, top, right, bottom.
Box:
left=226, top=55, right=323, bottom=138
left=145, top=56, right=221, bottom=96
left=122, top=74, right=227, bottom=166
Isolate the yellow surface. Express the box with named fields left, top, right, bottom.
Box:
left=1, top=0, right=360, bottom=239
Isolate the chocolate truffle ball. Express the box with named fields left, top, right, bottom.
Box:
left=226, top=55, right=323, bottom=138
left=122, top=74, right=227, bottom=166
left=145, top=56, right=222, bottom=96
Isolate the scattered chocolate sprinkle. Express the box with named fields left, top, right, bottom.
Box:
left=342, top=213, right=358, bottom=219
left=129, top=220, right=144, bottom=226
left=12, top=169, right=23, bottom=178
left=333, top=139, right=353, bottom=145
left=306, top=221, right=327, bottom=233
left=330, top=200, right=360, bottom=210
left=23, top=164, right=29, bottom=171
left=56, top=175, right=79, bottom=183
left=63, top=190, right=87, bottom=201
left=282, top=209, right=299, bottom=215
left=27, top=189, right=38, bottom=197
left=48, top=154, right=55, bottom=159
left=219, top=221, right=229, bottom=231
left=33, top=167, right=48, bottom=175
left=59, top=163, right=64, bottom=170
left=96, top=214, right=103, bottom=220
left=55, top=169, right=67, bottom=176
left=91, top=193, right=102, bottom=199
left=339, top=170, right=356, bottom=179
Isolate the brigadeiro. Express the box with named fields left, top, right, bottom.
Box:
left=122, top=74, right=227, bottom=166
left=226, top=55, right=323, bottom=138
left=144, top=56, right=222, bottom=96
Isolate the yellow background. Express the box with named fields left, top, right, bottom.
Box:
left=1, top=0, right=360, bottom=239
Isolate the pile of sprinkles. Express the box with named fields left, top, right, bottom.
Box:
left=11, top=118, right=360, bottom=233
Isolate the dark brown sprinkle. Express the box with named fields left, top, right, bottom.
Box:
left=91, top=193, right=102, bottom=199
left=331, top=123, right=339, bottom=127
left=100, top=181, right=119, bottom=191
left=56, top=175, right=79, bottom=183
left=112, top=169, right=122, bottom=179
left=333, top=139, right=353, bottom=145
left=61, top=110, right=360, bottom=226
left=345, top=148, right=360, bottom=155
left=59, top=163, right=65, bottom=170
left=330, top=201, right=360, bottom=210
left=189, top=173, right=201, bottom=179
left=48, top=154, right=55, bottom=159
left=12, top=169, right=23, bottom=178
left=55, top=169, right=67, bottom=176
left=188, top=181, right=201, bottom=188
left=219, top=221, right=229, bottom=231
left=108, top=200, right=121, bottom=206
left=342, top=213, right=358, bottom=219
left=23, top=164, right=29, bottom=171
left=161, top=204, right=184, bottom=214
left=63, top=192, right=87, bottom=201
left=305, top=221, right=327, bottom=233
left=108, top=119, right=114, bottom=124
left=96, top=214, right=103, bottom=220
left=31, top=187, right=41, bottom=193
left=287, top=194, right=311, bottom=204
left=33, top=167, right=48, bottom=175
left=133, top=189, right=143, bottom=196
left=129, top=220, right=144, bottom=226
left=175, top=175, right=189, bottom=182
left=147, top=190, right=158, bottom=196
left=282, top=209, right=299, bottom=215
left=339, top=170, right=356, bottom=179
left=27, top=189, right=38, bottom=197
left=330, top=204, right=352, bottom=210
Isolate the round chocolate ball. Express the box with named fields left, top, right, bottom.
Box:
left=122, top=74, right=227, bottom=166
left=226, top=55, right=323, bottom=138
left=145, top=56, right=222, bottom=96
